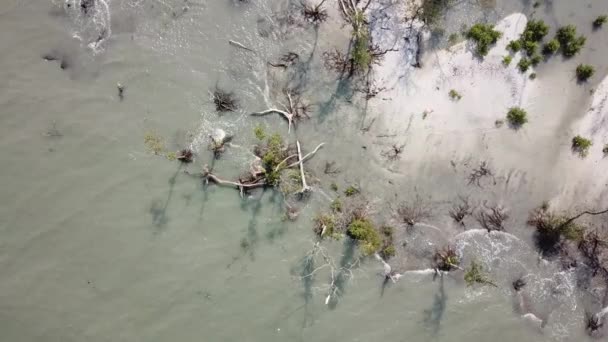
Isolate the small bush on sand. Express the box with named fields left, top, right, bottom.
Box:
left=449, top=89, right=462, bottom=100
left=466, top=23, right=502, bottom=57
left=502, top=55, right=512, bottom=66
left=344, top=185, right=360, bottom=197
left=576, top=64, right=595, bottom=82
left=506, top=107, right=528, bottom=128
left=572, top=135, right=592, bottom=157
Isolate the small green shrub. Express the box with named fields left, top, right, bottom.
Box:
left=542, top=39, right=560, bottom=55
left=556, top=25, right=586, bottom=57
left=495, top=119, right=505, bottom=128
left=330, top=183, right=338, bottom=191
left=530, top=54, right=542, bottom=66
left=254, top=124, right=266, bottom=140
left=420, top=0, right=452, bottom=26
left=464, top=261, right=497, bottom=287
left=593, top=15, right=607, bottom=29
left=347, top=219, right=381, bottom=255
left=529, top=73, right=537, bottom=80
left=507, top=40, right=522, bottom=52
left=572, top=135, right=592, bottom=157
left=576, top=64, right=595, bottom=82
left=502, top=55, right=512, bottom=66
left=522, top=20, right=549, bottom=43
left=314, top=213, right=336, bottom=238
left=517, top=57, right=532, bottom=72
left=330, top=198, right=343, bottom=212
left=523, top=40, right=539, bottom=56
left=603, top=144, right=608, bottom=156
left=448, top=33, right=460, bottom=45
left=344, top=185, right=360, bottom=197
left=449, top=89, right=462, bottom=100
left=466, top=23, right=502, bottom=57
left=506, top=107, right=528, bottom=128
left=381, top=245, right=396, bottom=259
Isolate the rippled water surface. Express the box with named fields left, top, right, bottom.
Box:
left=1, top=1, right=608, bottom=341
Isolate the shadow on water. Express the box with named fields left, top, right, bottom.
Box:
left=149, top=163, right=184, bottom=230
left=265, top=190, right=289, bottom=241
left=423, top=274, right=447, bottom=335
left=328, top=238, right=357, bottom=309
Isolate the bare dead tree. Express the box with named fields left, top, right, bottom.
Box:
left=324, top=161, right=341, bottom=175
left=268, top=52, right=300, bottom=69
left=476, top=203, right=508, bottom=232
left=449, top=195, right=473, bottom=226
left=212, top=87, right=238, bottom=112
left=251, top=89, right=311, bottom=133
left=395, top=194, right=433, bottom=226
left=382, top=144, right=405, bottom=161
left=322, top=49, right=351, bottom=74
left=468, top=161, right=495, bottom=187
left=355, top=79, right=388, bottom=100
left=301, top=0, right=328, bottom=24
left=296, top=241, right=361, bottom=305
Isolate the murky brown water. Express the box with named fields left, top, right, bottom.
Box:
left=1, top=0, right=607, bottom=341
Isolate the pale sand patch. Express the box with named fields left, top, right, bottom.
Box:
left=553, top=75, right=608, bottom=204
left=367, top=10, right=608, bottom=208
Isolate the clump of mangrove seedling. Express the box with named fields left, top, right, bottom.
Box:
left=502, top=55, right=512, bottom=66
left=576, top=64, right=595, bottom=82
left=555, top=25, right=586, bottom=57
left=449, top=195, right=473, bottom=226
left=433, top=246, right=460, bottom=272
left=176, top=149, right=194, bottom=163
left=466, top=23, right=502, bottom=57
left=344, top=185, right=360, bottom=197
left=476, top=204, right=508, bottom=232
left=347, top=219, right=382, bottom=256
left=395, top=194, right=433, bottom=226
left=506, top=107, right=528, bottom=128
left=449, top=89, right=462, bottom=101
left=330, top=182, right=338, bottom=191
left=468, top=161, right=494, bottom=187
left=144, top=131, right=166, bottom=155
left=301, top=0, right=328, bottom=25
left=571, top=135, right=592, bottom=157
left=529, top=73, right=537, bottom=80
left=593, top=15, right=607, bottom=30
left=464, top=261, right=497, bottom=287
left=603, top=144, right=608, bottom=156
left=212, top=87, right=238, bottom=112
